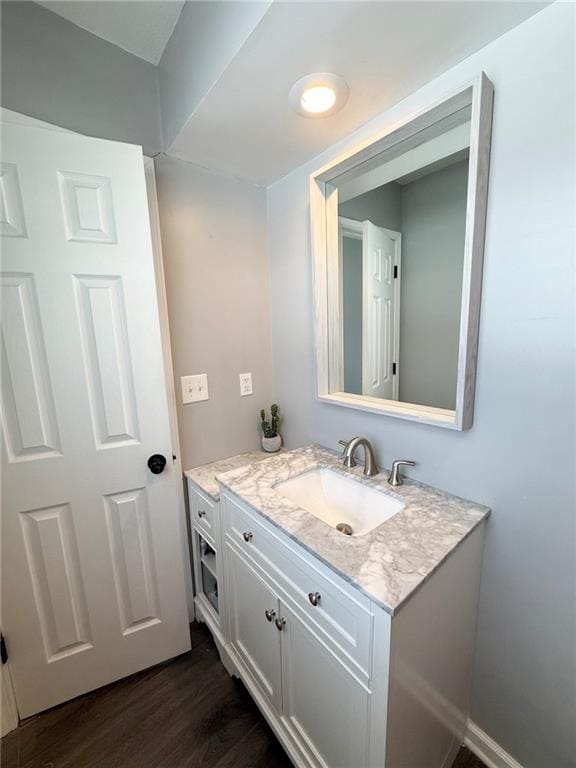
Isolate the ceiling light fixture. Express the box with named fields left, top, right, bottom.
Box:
left=289, top=73, right=349, bottom=118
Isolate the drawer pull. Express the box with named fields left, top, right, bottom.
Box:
left=308, top=592, right=322, bottom=607
left=197, top=510, right=207, bottom=518
left=242, top=531, right=253, bottom=542
left=275, top=617, right=286, bottom=631
left=265, top=609, right=276, bottom=622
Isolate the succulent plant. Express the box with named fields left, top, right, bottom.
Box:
left=260, top=403, right=280, bottom=438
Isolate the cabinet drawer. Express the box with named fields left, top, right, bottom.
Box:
left=223, top=493, right=373, bottom=678
left=188, top=482, right=217, bottom=542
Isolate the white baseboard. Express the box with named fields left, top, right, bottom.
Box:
left=465, top=720, right=524, bottom=768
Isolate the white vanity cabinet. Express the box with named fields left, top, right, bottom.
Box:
left=185, top=451, right=286, bottom=652
left=219, top=488, right=486, bottom=768
left=186, top=480, right=224, bottom=645
left=225, top=539, right=370, bottom=767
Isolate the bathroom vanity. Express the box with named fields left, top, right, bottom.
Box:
left=185, top=451, right=276, bottom=652
left=181, top=73, right=494, bottom=768
left=186, top=446, right=489, bottom=768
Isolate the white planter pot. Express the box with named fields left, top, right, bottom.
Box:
left=262, top=435, right=282, bottom=453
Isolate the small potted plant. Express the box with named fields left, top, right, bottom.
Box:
left=260, top=403, right=282, bottom=452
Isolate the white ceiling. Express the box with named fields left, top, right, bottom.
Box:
left=37, top=1, right=185, bottom=64
left=35, top=0, right=548, bottom=182
left=169, top=1, right=548, bottom=184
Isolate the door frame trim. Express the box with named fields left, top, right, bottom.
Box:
left=144, top=157, right=194, bottom=619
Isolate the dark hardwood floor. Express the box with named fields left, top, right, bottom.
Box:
left=1, top=622, right=486, bottom=768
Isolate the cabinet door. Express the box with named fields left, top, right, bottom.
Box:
left=191, top=530, right=219, bottom=621
left=226, top=543, right=282, bottom=711
left=280, top=603, right=370, bottom=768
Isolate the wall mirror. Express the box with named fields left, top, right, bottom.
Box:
left=310, top=74, right=493, bottom=430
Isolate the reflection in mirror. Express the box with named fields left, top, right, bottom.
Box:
left=337, top=111, right=471, bottom=411
left=312, top=74, right=493, bottom=429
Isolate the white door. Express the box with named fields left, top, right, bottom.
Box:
left=226, top=543, right=282, bottom=711
left=0, top=121, right=190, bottom=717
left=280, top=602, right=370, bottom=768
left=362, top=221, right=401, bottom=400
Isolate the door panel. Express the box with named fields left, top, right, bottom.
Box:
left=103, top=488, right=161, bottom=635
left=281, top=603, right=370, bottom=768
left=0, top=162, right=27, bottom=237
left=226, top=543, right=282, bottom=711
left=58, top=170, right=117, bottom=244
left=20, top=503, right=92, bottom=661
left=73, top=274, right=140, bottom=447
left=1, top=273, right=61, bottom=460
left=1, top=120, right=190, bottom=717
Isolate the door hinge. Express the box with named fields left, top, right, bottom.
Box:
left=1, top=633, right=8, bottom=664
left=392, top=362, right=397, bottom=375
left=393, top=265, right=398, bottom=279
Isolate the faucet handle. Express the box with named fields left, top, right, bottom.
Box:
left=338, top=438, right=357, bottom=468
left=388, top=459, right=416, bottom=487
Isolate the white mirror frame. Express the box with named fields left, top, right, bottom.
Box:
left=310, top=73, right=494, bottom=430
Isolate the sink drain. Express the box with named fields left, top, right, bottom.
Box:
left=336, top=522, right=353, bottom=536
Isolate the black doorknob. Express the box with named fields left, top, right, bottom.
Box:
left=147, top=454, right=167, bottom=474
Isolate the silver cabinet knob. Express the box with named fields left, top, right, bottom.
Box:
left=308, top=592, right=321, bottom=606
left=275, top=617, right=286, bottom=631
left=265, top=609, right=276, bottom=622
left=242, top=531, right=253, bottom=542
left=197, top=509, right=206, bottom=518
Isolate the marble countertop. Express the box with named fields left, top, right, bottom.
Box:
left=184, top=450, right=282, bottom=500
left=217, top=445, right=490, bottom=615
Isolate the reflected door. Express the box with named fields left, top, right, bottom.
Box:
left=0, top=121, right=190, bottom=717
left=361, top=221, right=401, bottom=400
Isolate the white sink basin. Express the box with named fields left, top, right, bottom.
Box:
left=274, top=468, right=404, bottom=536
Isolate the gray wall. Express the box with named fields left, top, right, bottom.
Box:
left=154, top=154, right=273, bottom=469
left=339, top=183, right=402, bottom=230
left=399, top=160, right=468, bottom=409
left=342, top=236, right=363, bottom=394
left=0, top=2, right=163, bottom=156
left=267, top=5, right=575, bottom=767
left=158, top=1, right=271, bottom=148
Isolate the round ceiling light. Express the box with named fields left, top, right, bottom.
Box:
left=289, top=73, right=349, bottom=118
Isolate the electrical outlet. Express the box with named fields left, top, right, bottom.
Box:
left=239, top=372, right=253, bottom=397
left=181, top=374, right=209, bottom=404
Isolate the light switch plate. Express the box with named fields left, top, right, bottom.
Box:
left=239, top=372, right=253, bottom=397
left=181, top=374, right=209, bottom=404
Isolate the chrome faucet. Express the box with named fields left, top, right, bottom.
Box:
left=338, top=437, right=379, bottom=477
